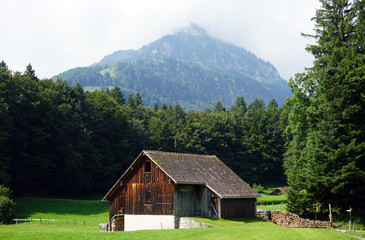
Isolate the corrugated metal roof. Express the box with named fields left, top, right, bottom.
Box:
left=145, top=150, right=260, bottom=198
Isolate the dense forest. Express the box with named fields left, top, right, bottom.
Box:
left=0, top=61, right=287, bottom=196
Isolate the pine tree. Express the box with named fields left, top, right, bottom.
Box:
left=285, top=0, right=365, bottom=216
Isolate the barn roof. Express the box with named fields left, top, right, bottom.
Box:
left=103, top=150, right=260, bottom=201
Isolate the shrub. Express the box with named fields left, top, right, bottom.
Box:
left=0, top=185, right=11, bottom=198
left=252, top=183, right=265, bottom=193
left=0, top=195, right=15, bottom=224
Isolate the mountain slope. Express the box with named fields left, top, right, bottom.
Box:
left=56, top=24, right=292, bottom=109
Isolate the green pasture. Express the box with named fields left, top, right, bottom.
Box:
left=0, top=197, right=357, bottom=240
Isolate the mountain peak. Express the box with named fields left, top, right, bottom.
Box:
left=178, top=23, right=207, bottom=36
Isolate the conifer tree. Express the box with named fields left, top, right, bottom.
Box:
left=285, top=0, right=365, bottom=216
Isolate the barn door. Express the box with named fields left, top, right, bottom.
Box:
left=177, top=185, right=196, bottom=216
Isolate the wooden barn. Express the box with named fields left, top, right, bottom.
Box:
left=267, top=187, right=290, bottom=195
left=102, top=150, right=260, bottom=231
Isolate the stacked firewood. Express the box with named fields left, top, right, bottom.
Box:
left=271, top=211, right=331, bottom=228
left=111, top=215, right=124, bottom=231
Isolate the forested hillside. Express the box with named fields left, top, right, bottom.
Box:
left=55, top=24, right=291, bottom=109
left=0, top=61, right=288, bottom=195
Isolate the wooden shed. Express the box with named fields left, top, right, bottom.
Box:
left=102, top=150, right=260, bottom=230
left=267, top=187, right=289, bottom=196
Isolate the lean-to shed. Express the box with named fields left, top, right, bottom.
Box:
left=102, top=150, right=260, bottom=230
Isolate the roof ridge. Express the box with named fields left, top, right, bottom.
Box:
left=143, top=150, right=216, bottom=158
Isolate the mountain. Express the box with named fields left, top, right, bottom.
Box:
left=55, top=24, right=292, bottom=109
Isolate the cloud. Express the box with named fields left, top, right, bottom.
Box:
left=1, top=0, right=320, bottom=79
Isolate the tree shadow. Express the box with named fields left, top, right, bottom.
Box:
left=14, top=197, right=108, bottom=218
left=227, top=217, right=269, bottom=223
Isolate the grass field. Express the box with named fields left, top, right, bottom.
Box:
left=257, top=194, right=288, bottom=204
left=0, top=197, right=357, bottom=240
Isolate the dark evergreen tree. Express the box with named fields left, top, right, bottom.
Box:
left=24, top=63, right=37, bottom=80
left=285, top=0, right=365, bottom=216
left=108, top=86, right=125, bottom=105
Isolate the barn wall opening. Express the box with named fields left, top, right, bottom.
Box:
left=145, top=161, right=151, bottom=173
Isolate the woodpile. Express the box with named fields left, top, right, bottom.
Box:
left=111, top=215, right=124, bottom=231
left=271, top=211, right=331, bottom=228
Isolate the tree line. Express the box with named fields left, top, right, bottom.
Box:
left=0, top=61, right=287, bottom=196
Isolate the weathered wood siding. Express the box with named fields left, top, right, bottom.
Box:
left=108, top=156, right=174, bottom=219
left=174, top=185, right=212, bottom=217
left=220, top=198, right=256, bottom=218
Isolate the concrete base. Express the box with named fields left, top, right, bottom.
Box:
left=124, top=215, right=175, bottom=231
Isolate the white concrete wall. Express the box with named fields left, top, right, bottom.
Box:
left=124, top=215, right=175, bottom=231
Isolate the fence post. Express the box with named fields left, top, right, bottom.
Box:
left=40, top=218, right=42, bottom=224
left=354, top=221, right=356, bottom=232
left=67, top=218, right=68, bottom=225
left=74, top=219, right=76, bottom=225
left=84, top=220, right=85, bottom=226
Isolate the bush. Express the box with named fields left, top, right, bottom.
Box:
left=0, top=185, right=11, bottom=198
left=252, top=183, right=265, bottom=193
left=0, top=185, right=15, bottom=224
left=0, top=195, right=15, bottom=224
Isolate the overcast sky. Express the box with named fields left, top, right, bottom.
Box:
left=1, top=0, right=320, bottom=80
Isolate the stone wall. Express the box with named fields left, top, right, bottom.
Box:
left=176, top=217, right=211, bottom=229
left=271, top=211, right=331, bottom=228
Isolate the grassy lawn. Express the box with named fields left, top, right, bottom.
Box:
left=258, top=203, right=287, bottom=212
left=0, top=197, right=357, bottom=240
left=257, top=194, right=288, bottom=212
left=13, top=197, right=109, bottom=227
left=257, top=194, right=288, bottom=204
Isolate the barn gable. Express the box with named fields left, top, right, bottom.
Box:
left=103, top=150, right=260, bottom=226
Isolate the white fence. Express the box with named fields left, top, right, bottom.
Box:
left=12, top=218, right=58, bottom=224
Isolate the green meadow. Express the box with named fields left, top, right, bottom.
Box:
left=0, top=197, right=357, bottom=240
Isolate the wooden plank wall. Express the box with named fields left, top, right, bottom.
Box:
left=174, top=184, right=212, bottom=217
left=108, top=156, right=174, bottom=219
left=220, top=198, right=256, bottom=218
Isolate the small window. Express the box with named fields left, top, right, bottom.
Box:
left=145, top=161, right=151, bottom=173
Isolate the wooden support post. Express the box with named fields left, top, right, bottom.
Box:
left=328, top=204, right=333, bottom=227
